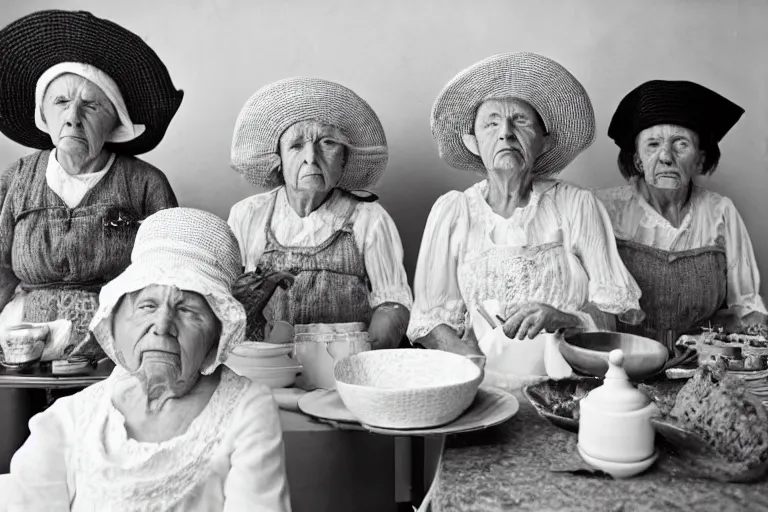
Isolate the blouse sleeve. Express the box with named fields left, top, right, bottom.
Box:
left=407, top=191, right=469, bottom=342
left=227, top=200, right=251, bottom=267
left=0, top=160, right=21, bottom=305
left=224, top=383, right=291, bottom=512
left=721, top=198, right=767, bottom=314
left=563, top=186, right=644, bottom=324
left=140, top=169, right=178, bottom=215
left=8, top=396, right=75, bottom=511
left=228, top=195, right=272, bottom=271
left=361, top=205, right=413, bottom=309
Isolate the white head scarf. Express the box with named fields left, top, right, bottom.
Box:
left=34, top=62, right=146, bottom=143
left=90, top=208, right=246, bottom=375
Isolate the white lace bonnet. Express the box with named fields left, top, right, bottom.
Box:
left=230, top=77, right=388, bottom=190
left=431, top=52, right=596, bottom=178
left=90, top=207, right=246, bottom=375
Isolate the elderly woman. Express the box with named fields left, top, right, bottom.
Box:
left=228, top=78, right=411, bottom=349
left=5, top=208, right=291, bottom=511
left=408, top=53, right=643, bottom=378
left=0, top=10, right=180, bottom=359
left=597, top=80, right=767, bottom=343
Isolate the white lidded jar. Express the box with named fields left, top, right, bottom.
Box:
left=578, top=349, right=657, bottom=466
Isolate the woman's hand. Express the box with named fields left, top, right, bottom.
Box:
left=367, top=302, right=410, bottom=350
left=502, top=302, right=581, bottom=340
left=412, top=324, right=484, bottom=357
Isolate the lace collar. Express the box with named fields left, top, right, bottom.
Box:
left=631, top=179, right=703, bottom=234
left=274, top=186, right=349, bottom=230
left=73, top=367, right=250, bottom=510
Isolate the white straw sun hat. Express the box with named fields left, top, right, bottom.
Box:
left=231, top=77, right=388, bottom=191
left=431, top=52, right=596, bottom=177
left=90, top=208, right=246, bottom=375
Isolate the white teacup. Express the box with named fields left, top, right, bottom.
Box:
left=1, top=323, right=49, bottom=367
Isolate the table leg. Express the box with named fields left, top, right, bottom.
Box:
left=0, top=388, right=47, bottom=473
left=411, top=436, right=425, bottom=506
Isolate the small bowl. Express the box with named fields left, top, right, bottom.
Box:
left=226, top=351, right=297, bottom=369
left=560, top=332, right=668, bottom=380
left=294, top=322, right=367, bottom=335
left=334, top=349, right=482, bottom=429
left=227, top=364, right=302, bottom=389
left=230, top=341, right=294, bottom=358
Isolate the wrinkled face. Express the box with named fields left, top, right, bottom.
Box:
left=469, top=98, right=549, bottom=175
left=279, top=120, right=349, bottom=194
left=112, top=285, right=221, bottom=394
left=40, top=73, right=117, bottom=163
left=635, top=124, right=704, bottom=190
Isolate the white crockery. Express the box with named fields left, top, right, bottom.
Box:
left=334, top=349, right=482, bottom=429
left=293, top=329, right=371, bottom=390
left=578, top=350, right=658, bottom=473
left=578, top=446, right=658, bottom=479
left=226, top=363, right=302, bottom=389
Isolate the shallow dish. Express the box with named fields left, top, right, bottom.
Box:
left=299, top=387, right=519, bottom=436
left=561, top=332, right=668, bottom=380
left=522, top=377, right=601, bottom=432
left=578, top=445, right=657, bottom=479
left=334, top=349, right=482, bottom=429
left=524, top=378, right=686, bottom=432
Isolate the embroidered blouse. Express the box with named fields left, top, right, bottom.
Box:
left=7, top=367, right=291, bottom=512
left=407, top=179, right=643, bottom=342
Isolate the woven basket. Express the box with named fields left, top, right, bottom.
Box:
left=334, top=349, right=482, bottom=429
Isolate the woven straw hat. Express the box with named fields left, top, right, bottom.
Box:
left=0, top=10, right=184, bottom=155
left=90, top=208, right=246, bottom=375
left=431, top=52, right=596, bottom=177
left=231, top=77, right=388, bottom=190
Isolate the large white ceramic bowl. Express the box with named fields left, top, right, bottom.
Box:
left=334, top=349, right=482, bottom=429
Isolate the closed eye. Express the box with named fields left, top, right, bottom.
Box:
left=138, top=301, right=157, bottom=311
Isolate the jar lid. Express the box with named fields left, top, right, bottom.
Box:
left=582, top=349, right=649, bottom=413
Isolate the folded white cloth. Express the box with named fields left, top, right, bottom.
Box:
left=474, top=299, right=572, bottom=388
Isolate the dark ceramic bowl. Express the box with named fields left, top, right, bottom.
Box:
left=523, top=378, right=686, bottom=433
left=560, top=331, right=668, bottom=380
left=522, top=377, right=601, bottom=432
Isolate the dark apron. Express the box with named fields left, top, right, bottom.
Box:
left=11, top=153, right=140, bottom=359
left=255, top=191, right=373, bottom=329
left=615, top=239, right=728, bottom=349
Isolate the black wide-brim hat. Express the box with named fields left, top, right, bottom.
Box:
left=608, top=80, right=744, bottom=151
left=0, top=10, right=184, bottom=155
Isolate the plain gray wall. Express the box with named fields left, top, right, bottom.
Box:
left=2, top=0, right=767, bottom=295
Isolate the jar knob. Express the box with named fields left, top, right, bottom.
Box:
left=609, top=349, right=624, bottom=367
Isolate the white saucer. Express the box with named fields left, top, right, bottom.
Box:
left=577, top=445, right=658, bottom=479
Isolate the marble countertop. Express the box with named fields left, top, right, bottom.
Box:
left=432, top=391, right=768, bottom=512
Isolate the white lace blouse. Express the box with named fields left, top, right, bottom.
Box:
left=228, top=187, right=413, bottom=309
left=407, top=179, right=643, bottom=341
left=596, top=183, right=767, bottom=315
left=7, top=367, right=291, bottom=512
